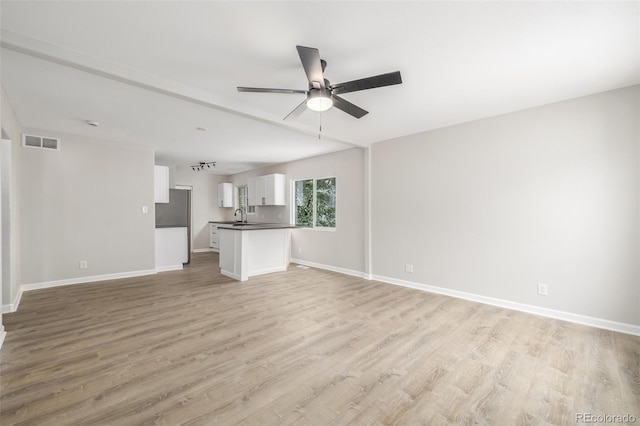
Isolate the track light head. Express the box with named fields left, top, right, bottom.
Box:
left=190, top=161, right=216, bottom=172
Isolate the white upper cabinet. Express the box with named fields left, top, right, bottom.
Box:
left=263, top=173, right=285, bottom=205
left=154, top=165, right=169, bottom=203
left=250, top=173, right=285, bottom=206
left=218, top=182, right=233, bottom=208
left=247, top=177, right=257, bottom=207
left=254, top=176, right=266, bottom=205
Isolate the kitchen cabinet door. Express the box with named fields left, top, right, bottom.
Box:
left=264, top=173, right=285, bottom=205
left=248, top=174, right=285, bottom=206
left=255, top=176, right=267, bottom=206
left=218, top=183, right=233, bottom=208
left=209, top=223, right=220, bottom=251
left=247, top=177, right=257, bottom=206
left=155, top=227, right=188, bottom=270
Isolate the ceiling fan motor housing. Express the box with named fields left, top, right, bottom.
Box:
left=309, top=78, right=331, bottom=90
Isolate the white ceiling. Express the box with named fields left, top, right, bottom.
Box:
left=1, top=1, right=638, bottom=175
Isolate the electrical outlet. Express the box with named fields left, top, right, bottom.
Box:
left=537, top=283, right=548, bottom=296
left=405, top=264, right=414, bottom=273
left=141, top=206, right=148, bottom=214
left=79, top=260, right=88, bottom=269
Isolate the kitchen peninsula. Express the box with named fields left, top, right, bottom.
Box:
left=218, top=223, right=300, bottom=281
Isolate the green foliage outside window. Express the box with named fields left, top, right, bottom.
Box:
left=295, top=179, right=313, bottom=226
left=294, top=177, right=336, bottom=228
left=315, top=177, right=336, bottom=227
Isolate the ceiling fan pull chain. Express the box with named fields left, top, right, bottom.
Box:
left=318, top=113, right=322, bottom=140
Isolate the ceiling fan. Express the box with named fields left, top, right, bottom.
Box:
left=237, top=45, right=402, bottom=120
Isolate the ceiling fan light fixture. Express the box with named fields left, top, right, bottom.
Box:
left=306, top=89, right=333, bottom=112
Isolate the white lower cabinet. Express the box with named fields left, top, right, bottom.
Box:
left=155, top=227, right=188, bottom=271
left=209, top=223, right=220, bottom=251
left=219, top=227, right=292, bottom=282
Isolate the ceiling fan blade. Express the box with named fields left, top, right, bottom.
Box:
left=237, top=87, right=307, bottom=94
left=296, top=45, right=325, bottom=89
left=331, top=95, right=368, bottom=119
left=330, top=71, right=402, bottom=95
left=283, top=99, right=308, bottom=121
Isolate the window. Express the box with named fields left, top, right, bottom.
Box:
left=237, top=185, right=255, bottom=214
left=294, top=177, right=336, bottom=228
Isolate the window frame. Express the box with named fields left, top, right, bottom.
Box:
left=236, top=185, right=255, bottom=215
left=292, top=176, right=336, bottom=230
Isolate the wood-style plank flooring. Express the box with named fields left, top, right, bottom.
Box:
left=1, top=252, right=639, bottom=425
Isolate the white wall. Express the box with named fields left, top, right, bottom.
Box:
left=372, top=86, right=639, bottom=327
left=20, top=128, right=156, bottom=285
left=1, top=86, right=22, bottom=311
left=174, top=168, right=233, bottom=251
left=231, top=148, right=366, bottom=275
left=5, top=81, right=637, bottom=332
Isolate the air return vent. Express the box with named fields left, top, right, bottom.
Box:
left=22, top=134, right=60, bottom=151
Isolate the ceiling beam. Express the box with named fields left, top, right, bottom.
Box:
left=0, top=29, right=364, bottom=149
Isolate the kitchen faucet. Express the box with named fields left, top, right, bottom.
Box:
left=234, top=208, right=247, bottom=223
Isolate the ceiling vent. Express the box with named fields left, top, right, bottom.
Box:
left=22, top=134, right=60, bottom=151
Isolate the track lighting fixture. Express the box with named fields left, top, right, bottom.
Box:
left=190, top=161, right=216, bottom=171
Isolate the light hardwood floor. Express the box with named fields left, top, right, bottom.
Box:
left=1, top=252, right=638, bottom=425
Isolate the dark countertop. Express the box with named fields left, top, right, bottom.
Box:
left=217, top=223, right=303, bottom=231
left=155, top=225, right=188, bottom=229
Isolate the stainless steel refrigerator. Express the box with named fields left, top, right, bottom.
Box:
left=155, top=188, right=191, bottom=263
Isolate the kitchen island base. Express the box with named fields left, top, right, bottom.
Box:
left=219, top=227, right=292, bottom=281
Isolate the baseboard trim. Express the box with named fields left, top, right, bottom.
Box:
left=193, top=248, right=215, bottom=253
left=371, top=274, right=640, bottom=337
left=155, top=265, right=184, bottom=273
left=220, top=269, right=242, bottom=281
left=0, top=325, right=6, bottom=350
left=1, top=286, right=24, bottom=314
left=17, top=268, right=158, bottom=300
left=249, top=265, right=287, bottom=278
left=290, top=258, right=366, bottom=279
